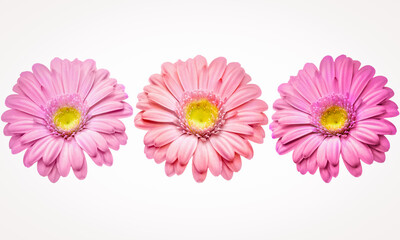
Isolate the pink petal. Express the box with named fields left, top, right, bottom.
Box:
left=225, top=154, right=242, bottom=172
left=86, top=86, right=114, bottom=108
left=278, top=83, right=311, bottom=113
left=207, top=57, right=227, bottom=90
left=141, top=109, right=177, bottom=123
left=144, top=145, right=156, bottom=159
left=86, top=119, right=116, bottom=133
left=154, top=126, right=183, bottom=147
left=42, top=137, right=64, bottom=165
left=48, top=166, right=61, bottom=183
left=347, top=136, right=373, bottom=165
left=296, top=159, right=308, bottom=175
left=75, top=131, right=98, bottom=157
left=165, top=162, right=175, bottom=177
left=363, top=88, right=394, bottom=106
left=306, top=152, right=318, bottom=174
left=149, top=74, right=164, bottom=87
left=69, top=139, right=85, bottom=170
left=219, top=131, right=253, bottom=159
left=225, top=84, right=261, bottom=111
left=73, top=159, right=88, bottom=180
left=51, top=58, right=75, bottom=94
left=229, top=99, right=268, bottom=113
left=154, top=144, right=169, bottom=164
left=276, top=114, right=310, bottom=125
left=280, top=126, right=314, bottom=145
left=37, top=160, right=54, bottom=177
left=6, top=120, right=37, bottom=135
left=32, top=63, right=60, bottom=96
left=326, top=137, right=341, bottom=165
left=356, top=105, right=386, bottom=121
left=319, top=167, right=332, bottom=183
left=165, top=135, right=186, bottom=163
left=349, top=65, right=375, bottom=101
left=114, top=132, right=127, bottom=145
left=176, top=59, right=198, bottom=91
left=318, top=56, right=335, bottom=93
left=343, top=160, right=362, bottom=177
left=373, top=136, right=390, bottom=152
left=336, top=56, right=353, bottom=94
left=91, top=150, right=104, bottom=166
left=86, top=130, right=109, bottom=152
left=23, top=136, right=53, bottom=167
left=276, top=136, right=304, bottom=155
left=371, top=149, right=385, bottom=163
left=221, top=162, right=233, bottom=180
left=209, top=135, right=235, bottom=161
left=206, top=141, right=222, bottom=176
left=78, top=59, right=96, bottom=99
left=192, top=163, right=207, bottom=183
left=144, top=126, right=174, bottom=146
left=316, top=140, right=328, bottom=168
left=272, top=99, right=293, bottom=111
left=161, top=62, right=184, bottom=100
left=218, top=63, right=245, bottom=99
left=291, top=72, right=319, bottom=103
left=379, top=100, right=399, bottom=118
left=246, top=125, right=265, bottom=144
left=328, top=163, right=339, bottom=178
left=102, top=102, right=133, bottom=119
left=19, top=128, right=50, bottom=145
left=5, top=95, right=42, bottom=117
left=57, top=141, right=72, bottom=177
left=101, top=133, right=120, bottom=150
left=178, top=135, right=198, bottom=166
left=193, top=140, right=208, bottom=173
left=233, top=112, right=268, bottom=125
left=349, top=127, right=379, bottom=145
left=356, top=119, right=396, bottom=135
left=174, top=162, right=187, bottom=176
left=222, top=122, right=254, bottom=135
left=147, top=93, right=176, bottom=111
left=89, top=101, right=124, bottom=117
left=102, top=149, right=113, bottom=166
left=1, top=109, right=40, bottom=123
left=341, top=137, right=360, bottom=167
left=17, top=74, right=46, bottom=106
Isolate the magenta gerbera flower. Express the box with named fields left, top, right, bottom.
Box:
left=2, top=58, right=133, bottom=182
left=135, top=55, right=268, bottom=182
left=271, top=55, right=399, bottom=182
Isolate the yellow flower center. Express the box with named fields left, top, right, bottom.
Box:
left=53, top=107, right=81, bottom=131
left=185, top=99, right=219, bottom=130
left=320, top=106, right=348, bottom=131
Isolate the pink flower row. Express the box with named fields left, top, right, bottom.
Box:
left=2, top=55, right=398, bottom=183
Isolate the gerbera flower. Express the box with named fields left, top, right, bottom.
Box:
left=135, top=55, right=268, bottom=182
left=2, top=58, right=133, bottom=182
left=270, top=55, right=398, bottom=182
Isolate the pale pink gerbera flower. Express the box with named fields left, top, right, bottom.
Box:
left=2, top=58, right=133, bottom=182
left=135, top=56, right=268, bottom=182
left=271, top=55, right=398, bottom=182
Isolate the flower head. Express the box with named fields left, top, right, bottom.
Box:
left=135, top=55, right=268, bottom=182
left=271, top=55, right=398, bottom=182
left=2, top=58, right=133, bottom=182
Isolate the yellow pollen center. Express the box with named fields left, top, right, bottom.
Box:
left=185, top=99, right=219, bottom=130
left=53, top=107, right=81, bottom=131
left=320, top=106, right=348, bottom=131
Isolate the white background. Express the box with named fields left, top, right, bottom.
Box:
left=0, top=0, right=399, bottom=239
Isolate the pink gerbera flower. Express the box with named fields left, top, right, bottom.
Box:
left=271, top=55, right=398, bottom=182
left=2, top=58, right=133, bottom=182
left=135, top=56, right=268, bottom=182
